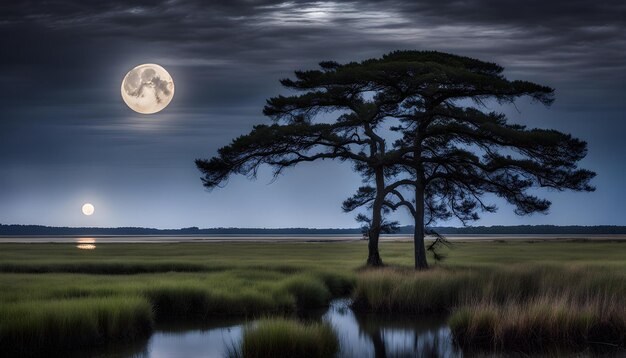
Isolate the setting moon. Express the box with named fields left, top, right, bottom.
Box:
left=82, top=203, right=95, bottom=216
left=121, top=64, right=174, bottom=114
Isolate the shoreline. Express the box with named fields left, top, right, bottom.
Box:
left=1, top=234, right=626, bottom=243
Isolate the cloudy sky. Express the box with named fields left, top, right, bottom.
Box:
left=0, top=0, right=624, bottom=228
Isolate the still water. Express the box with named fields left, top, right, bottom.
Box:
left=84, top=299, right=461, bottom=358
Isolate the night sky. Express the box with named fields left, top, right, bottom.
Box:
left=1, top=1, right=624, bottom=228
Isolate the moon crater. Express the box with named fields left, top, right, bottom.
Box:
left=121, top=64, right=174, bottom=114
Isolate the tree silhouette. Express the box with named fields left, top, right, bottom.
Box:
left=365, top=51, right=596, bottom=268
left=196, top=51, right=596, bottom=269
left=196, top=59, right=419, bottom=266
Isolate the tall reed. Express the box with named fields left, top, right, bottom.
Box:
left=353, top=265, right=626, bottom=313
left=449, top=293, right=626, bottom=352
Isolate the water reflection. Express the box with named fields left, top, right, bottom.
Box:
left=141, top=325, right=242, bottom=358
left=90, top=299, right=461, bottom=358
left=76, top=238, right=96, bottom=250
left=325, top=299, right=462, bottom=358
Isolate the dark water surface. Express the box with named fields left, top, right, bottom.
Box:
left=82, top=299, right=460, bottom=358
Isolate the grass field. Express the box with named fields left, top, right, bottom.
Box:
left=0, top=240, right=625, bottom=355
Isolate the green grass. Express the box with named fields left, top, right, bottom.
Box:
left=1, top=241, right=625, bottom=275
left=0, top=242, right=370, bottom=274
left=232, top=318, right=339, bottom=358
left=0, top=240, right=624, bottom=354
left=0, top=271, right=344, bottom=318
left=0, top=296, right=153, bottom=357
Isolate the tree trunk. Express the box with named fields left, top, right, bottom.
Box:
left=367, top=227, right=383, bottom=266
left=367, top=168, right=385, bottom=267
left=413, top=117, right=428, bottom=270
left=414, top=184, right=428, bottom=270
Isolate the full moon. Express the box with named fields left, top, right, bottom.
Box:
left=82, top=203, right=95, bottom=216
left=121, top=64, right=174, bottom=114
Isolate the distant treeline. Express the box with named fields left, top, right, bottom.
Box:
left=1, top=224, right=626, bottom=236
left=0, top=224, right=360, bottom=236
left=430, top=225, right=626, bottom=235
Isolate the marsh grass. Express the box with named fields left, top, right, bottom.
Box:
left=354, top=264, right=626, bottom=352
left=0, top=241, right=624, bottom=355
left=3, top=241, right=623, bottom=276
left=232, top=318, right=339, bottom=358
left=353, top=265, right=626, bottom=314
left=449, top=294, right=626, bottom=352
left=353, top=268, right=479, bottom=313
left=0, top=296, right=153, bottom=357
left=0, top=261, right=210, bottom=274
left=144, top=284, right=295, bottom=320
left=0, top=269, right=349, bottom=354
left=279, top=274, right=331, bottom=309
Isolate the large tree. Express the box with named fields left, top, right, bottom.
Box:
left=392, top=51, right=595, bottom=268
left=197, top=51, right=596, bottom=269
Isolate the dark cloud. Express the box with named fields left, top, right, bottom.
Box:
left=0, top=1, right=624, bottom=227
left=3, top=1, right=624, bottom=77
